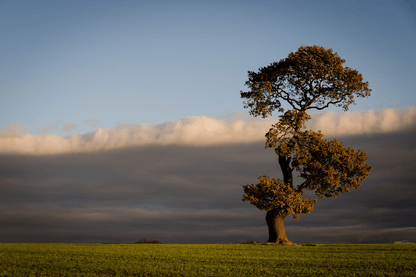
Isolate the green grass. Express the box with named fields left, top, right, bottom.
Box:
left=1, top=243, right=415, bottom=276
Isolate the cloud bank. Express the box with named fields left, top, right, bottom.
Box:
left=309, top=107, right=416, bottom=136
left=1, top=108, right=415, bottom=244
left=1, top=107, right=416, bottom=156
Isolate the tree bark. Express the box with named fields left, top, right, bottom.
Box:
left=266, top=210, right=292, bottom=244
left=277, top=152, right=293, bottom=188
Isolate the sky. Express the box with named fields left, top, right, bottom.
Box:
left=0, top=0, right=415, bottom=244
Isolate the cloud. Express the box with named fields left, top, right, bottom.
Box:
left=1, top=107, right=415, bottom=156
left=0, top=108, right=415, bottom=243
left=82, top=118, right=101, bottom=128
left=308, top=107, right=416, bottom=136
left=63, top=123, right=76, bottom=132
left=0, top=124, right=29, bottom=138
left=0, top=115, right=274, bottom=155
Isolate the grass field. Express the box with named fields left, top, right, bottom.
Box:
left=1, top=243, right=415, bottom=276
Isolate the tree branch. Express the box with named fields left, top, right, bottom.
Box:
left=297, top=180, right=309, bottom=193
left=309, top=98, right=344, bottom=110
left=280, top=90, right=298, bottom=110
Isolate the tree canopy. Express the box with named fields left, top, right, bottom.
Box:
left=242, top=112, right=372, bottom=220
left=241, top=45, right=371, bottom=117
left=242, top=175, right=316, bottom=220
left=240, top=45, right=373, bottom=243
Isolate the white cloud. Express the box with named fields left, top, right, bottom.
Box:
left=308, top=107, right=416, bottom=136
left=0, top=107, right=415, bottom=155
left=0, top=125, right=29, bottom=138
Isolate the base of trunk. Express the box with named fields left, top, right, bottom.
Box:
left=266, top=211, right=292, bottom=245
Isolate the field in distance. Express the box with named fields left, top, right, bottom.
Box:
left=1, top=243, right=415, bottom=276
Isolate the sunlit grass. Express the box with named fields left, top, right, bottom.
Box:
left=1, top=243, right=415, bottom=276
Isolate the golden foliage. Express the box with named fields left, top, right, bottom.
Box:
left=265, top=109, right=373, bottom=199
left=292, top=131, right=372, bottom=199
left=241, top=45, right=371, bottom=118
left=242, top=176, right=317, bottom=220
left=265, top=109, right=310, bottom=149
left=241, top=45, right=372, bottom=220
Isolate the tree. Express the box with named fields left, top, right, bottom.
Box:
left=240, top=45, right=373, bottom=244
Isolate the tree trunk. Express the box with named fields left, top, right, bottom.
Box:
left=278, top=154, right=293, bottom=188
left=266, top=210, right=292, bottom=244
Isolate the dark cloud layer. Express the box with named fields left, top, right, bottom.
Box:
left=1, top=123, right=415, bottom=244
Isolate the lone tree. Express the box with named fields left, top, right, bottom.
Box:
left=241, top=45, right=373, bottom=244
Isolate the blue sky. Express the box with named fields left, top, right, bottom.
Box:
left=1, top=1, right=416, bottom=244
left=1, top=0, right=415, bottom=136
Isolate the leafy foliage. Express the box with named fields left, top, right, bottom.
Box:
left=242, top=176, right=316, bottom=220
left=292, top=131, right=372, bottom=199
left=265, top=111, right=373, bottom=199
left=241, top=45, right=371, bottom=118
left=241, top=45, right=372, bottom=222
